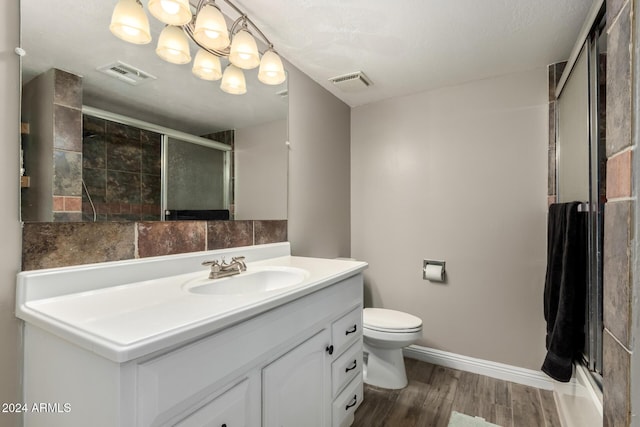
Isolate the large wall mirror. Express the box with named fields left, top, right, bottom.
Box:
left=20, top=0, right=289, bottom=222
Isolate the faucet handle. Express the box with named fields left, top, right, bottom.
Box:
left=231, top=256, right=247, bottom=269
left=202, top=259, right=221, bottom=271
left=202, top=259, right=222, bottom=279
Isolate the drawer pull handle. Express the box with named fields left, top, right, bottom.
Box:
left=345, top=325, right=357, bottom=335
left=221, top=424, right=227, bottom=427
left=345, top=360, right=357, bottom=372
left=345, top=395, right=358, bottom=410
left=326, top=345, right=334, bottom=355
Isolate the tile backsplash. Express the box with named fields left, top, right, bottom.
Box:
left=22, top=220, right=287, bottom=271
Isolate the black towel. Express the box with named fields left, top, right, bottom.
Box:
left=541, top=202, right=587, bottom=382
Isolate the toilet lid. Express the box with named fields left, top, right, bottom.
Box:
left=363, top=308, right=422, bottom=333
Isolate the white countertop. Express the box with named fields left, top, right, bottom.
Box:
left=16, top=243, right=367, bottom=362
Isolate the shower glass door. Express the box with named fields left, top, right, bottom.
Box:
left=162, top=135, right=231, bottom=218
left=555, top=16, right=606, bottom=382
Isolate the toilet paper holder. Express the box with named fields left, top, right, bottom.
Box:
left=423, top=260, right=446, bottom=282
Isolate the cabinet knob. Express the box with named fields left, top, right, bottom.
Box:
left=326, top=345, right=334, bottom=355
left=221, top=424, right=227, bottom=427
left=345, top=325, right=357, bottom=335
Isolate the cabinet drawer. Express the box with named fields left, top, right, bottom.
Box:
left=332, top=377, right=363, bottom=427
left=331, top=306, right=362, bottom=356
left=175, top=379, right=249, bottom=427
left=332, top=341, right=362, bottom=396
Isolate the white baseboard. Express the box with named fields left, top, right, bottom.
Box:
left=403, top=344, right=554, bottom=390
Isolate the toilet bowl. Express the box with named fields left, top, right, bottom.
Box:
left=363, top=308, right=422, bottom=389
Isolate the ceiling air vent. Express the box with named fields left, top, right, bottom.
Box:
left=97, top=61, right=157, bottom=86
left=328, top=71, right=372, bottom=92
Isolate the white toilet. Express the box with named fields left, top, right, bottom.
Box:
left=362, top=308, right=423, bottom=389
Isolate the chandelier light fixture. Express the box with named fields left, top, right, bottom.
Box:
left=109, top=0, right=286, bottom=95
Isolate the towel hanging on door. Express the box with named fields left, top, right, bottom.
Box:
left=541, top=202, right=588, bottom=382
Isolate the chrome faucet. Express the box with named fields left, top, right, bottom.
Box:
left=202, top=256, right=247, bottom=279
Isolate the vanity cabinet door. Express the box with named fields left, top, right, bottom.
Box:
left=263, top=329, right=332, bottom=427
left=174, top=379, right=250, bottom=427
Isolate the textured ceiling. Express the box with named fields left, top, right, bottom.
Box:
left=233, top=0, right=593, bottom=107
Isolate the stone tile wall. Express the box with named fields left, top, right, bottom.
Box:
left=21, top=69, right=83, bottom=221
left=52, top=70, right=83, bottom=222
left=22, top=220, right=287, bottom=270
left=82, top=115, right=162, bottom=221
left=602, top=0, right=635, bottom=425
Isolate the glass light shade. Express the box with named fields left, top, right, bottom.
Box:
left=148, top=0, right=192, bottom=26
left=109, top=0, right=152, bottom=44
left=156, top=25, right=191, bottom=64
left=220, top=65, right=246, bottom=95
left=258, top=50, right=286, bottom=85
left=192, top=49, right=222, bottom=81
left=193, top=4, right=230, bottom=50
left=229, top=29, right=260, bottom=69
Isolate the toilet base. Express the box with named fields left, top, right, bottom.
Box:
left=363, top=341, right=408, bottom=389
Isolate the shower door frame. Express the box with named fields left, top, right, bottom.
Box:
left=79, top=106, right=231, bottom=222
left=554, top=4, right=606, bottom=383
left=160, top=134, right=232, bottom=220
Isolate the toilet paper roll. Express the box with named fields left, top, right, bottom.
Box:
left=424, top=263, right=445, bottom=281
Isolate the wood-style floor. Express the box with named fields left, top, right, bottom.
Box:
left=352, top=358, right=561, bottom=427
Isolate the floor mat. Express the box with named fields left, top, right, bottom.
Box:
left=447, top=411, right=502, bottom=427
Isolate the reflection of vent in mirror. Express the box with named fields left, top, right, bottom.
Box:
left=328, top=71, right=372, bottom=92
left=97, top=61, right=157, bottom=86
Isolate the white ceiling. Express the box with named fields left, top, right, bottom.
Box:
left=21, top=0, right=593, bottom=133
left=233, top=0, right=593, bottom=107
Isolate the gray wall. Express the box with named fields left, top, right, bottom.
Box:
left=351, top=68, right=548, bottom=370
left=287, top=64, right=351, bottom=258
left=0, top=1, right=24, bottom=426
left=235, top=119, right=288, bottom=220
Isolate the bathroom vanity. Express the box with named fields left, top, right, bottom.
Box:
left=16, top=243, right=367, bottom=427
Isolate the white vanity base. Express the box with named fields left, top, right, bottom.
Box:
left=17, top=243, right=367, bottom=427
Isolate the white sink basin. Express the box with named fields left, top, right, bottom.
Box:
left=184, top=266, right=309, bottom=296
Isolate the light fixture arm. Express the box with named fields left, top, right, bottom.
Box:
left=228, top=15, right=248, bottom=38
left=221, top=0, right=273, bottom=48
left=184, top=0, right=275, bottom=58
